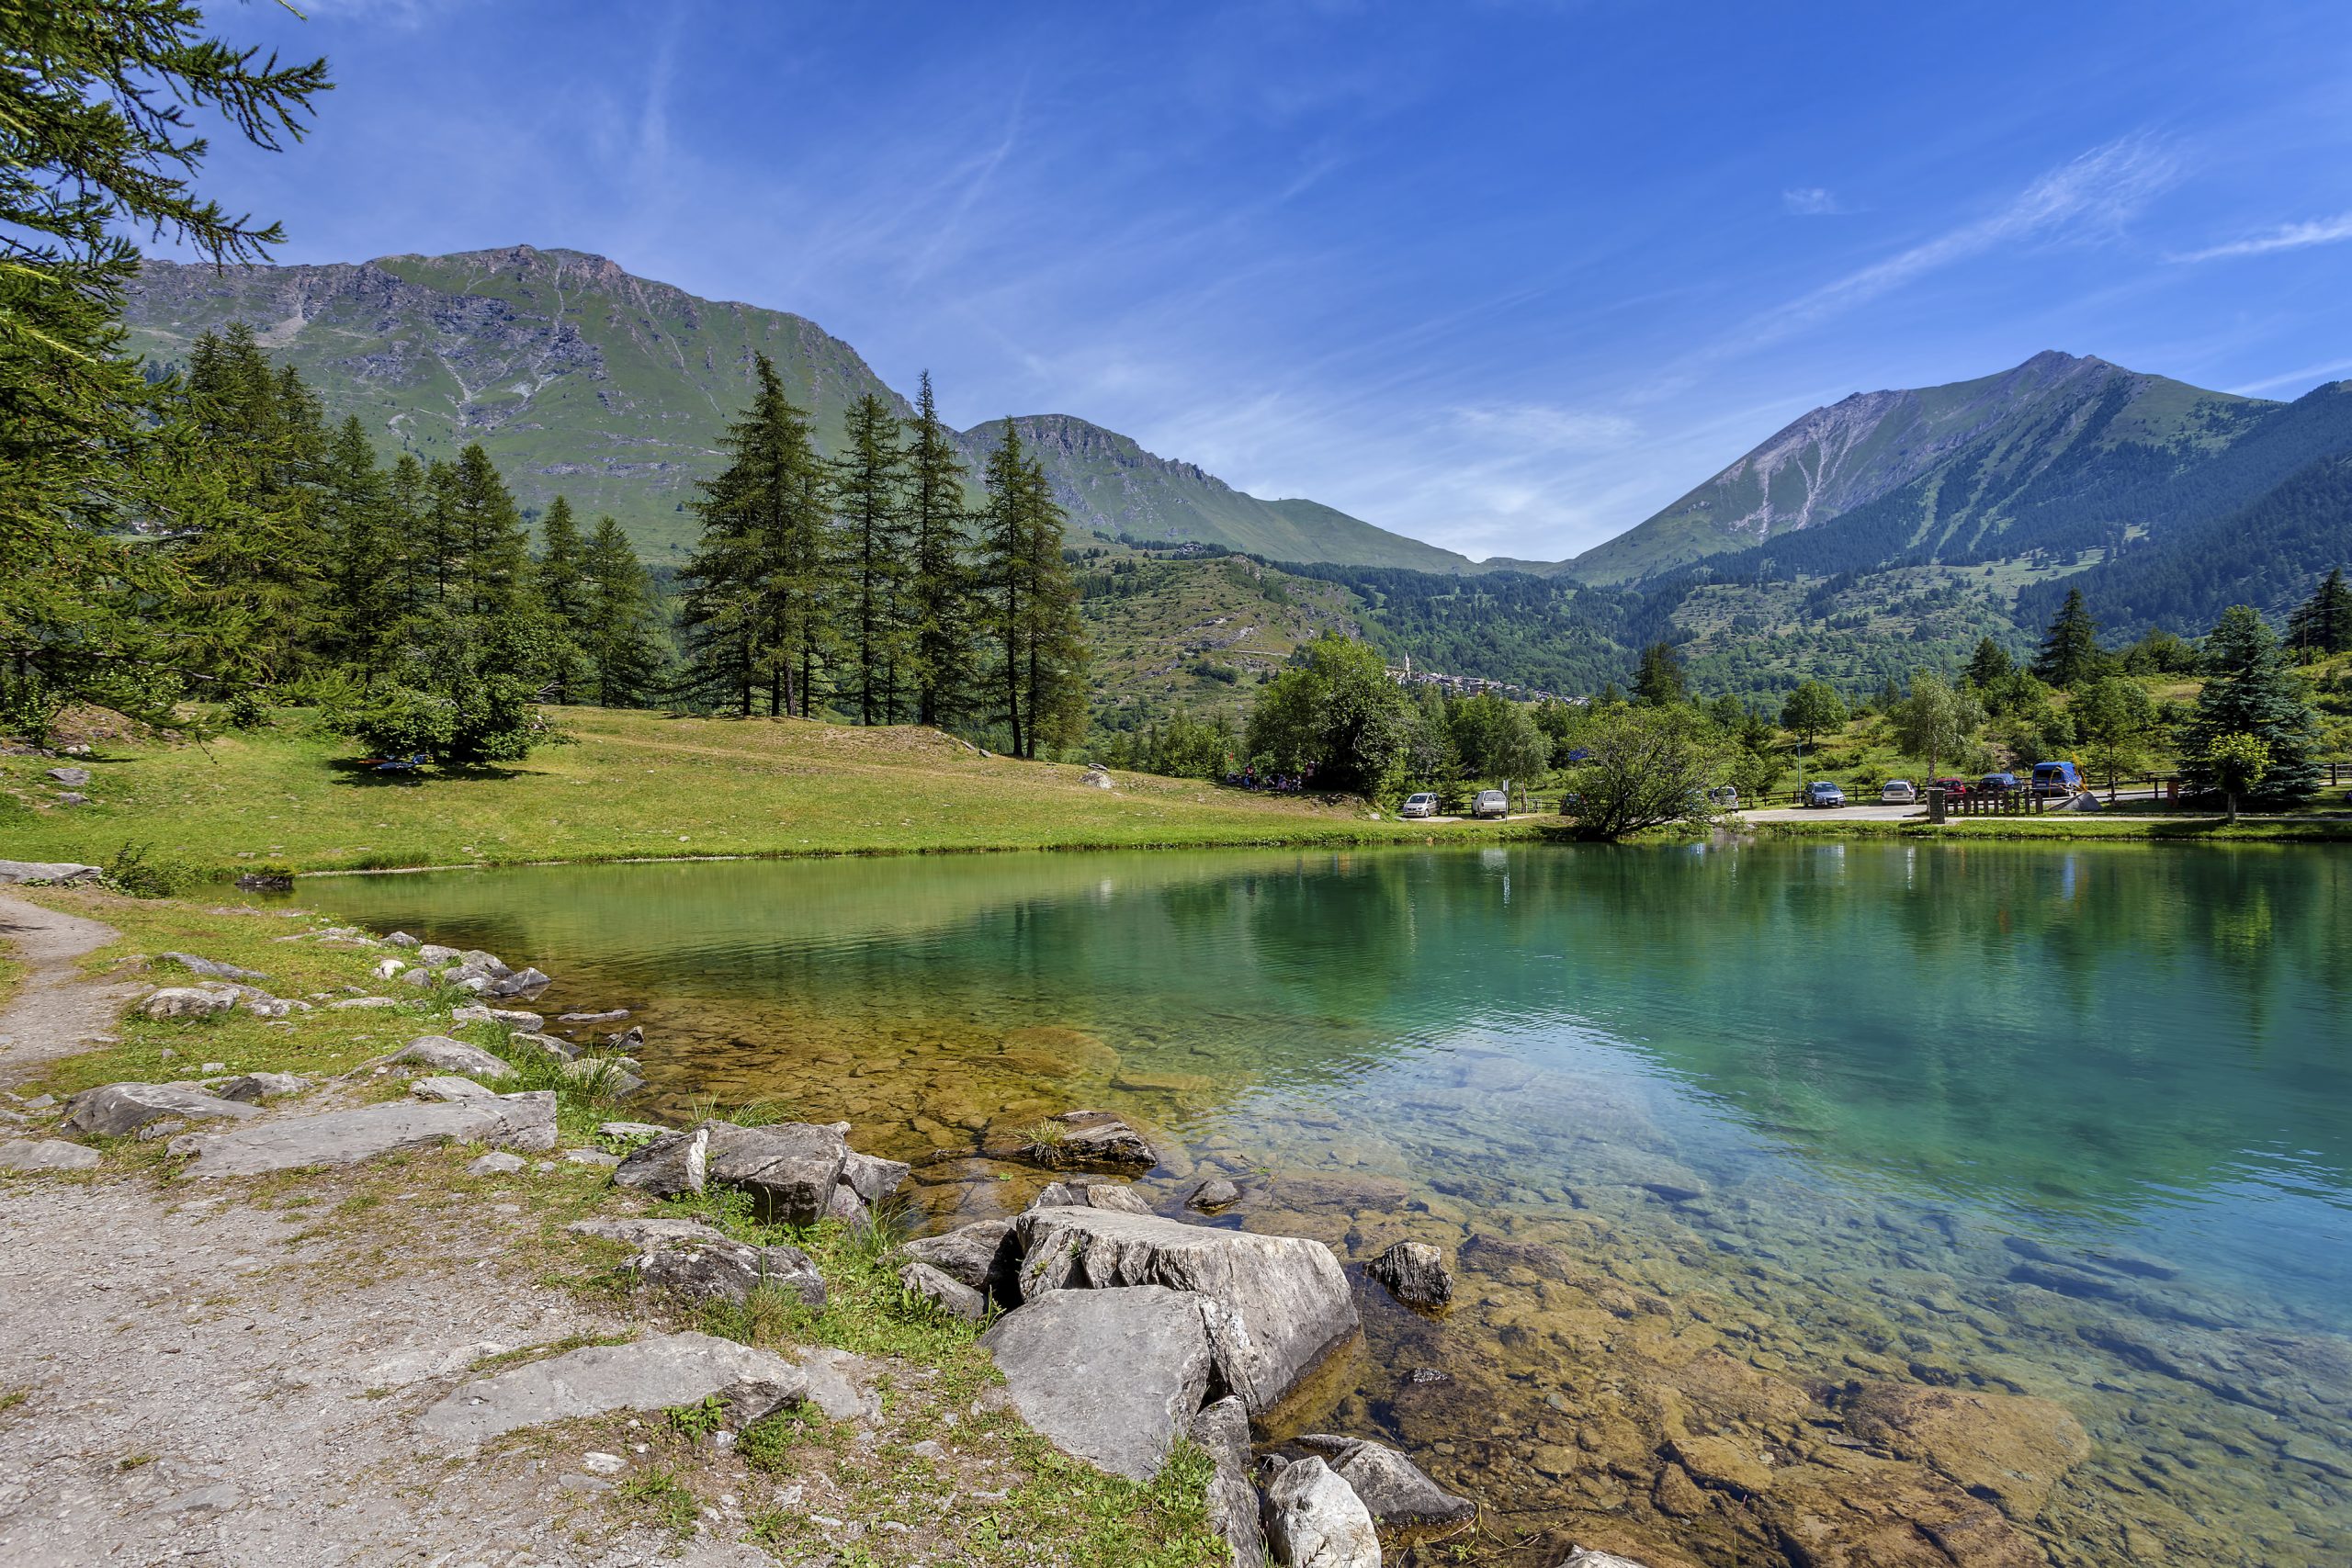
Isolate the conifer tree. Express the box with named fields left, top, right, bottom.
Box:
left=2286, top=567, right=2352, bottom=657
left=533, top=496, right=590, bottom=702
left=581, top=517, right=668, bottom=707
left=831, top=392, right=912, bottom=723
left=443, top=444, right=530, bottom=615
left=319, top=416, right=401, bottom=677
left=383, top=453, right=435, bottom=619
left=977, top=423, right=1088, bottom=757
left=2032, top=588, right=2101, bottom=688
left=1965, top=637, right=2014, bottom=689
left=1634, top=641, right=1686, bottom=706
left=2181, top=605, right=2323, bottom=806
left=681, top=354, right=832, bottom=716
left=904, top=371, right=975, bottom=729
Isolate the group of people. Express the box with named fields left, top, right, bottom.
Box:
left=1227, top=765, right=1315, bottom=794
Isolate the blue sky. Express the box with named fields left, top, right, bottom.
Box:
left=174, top=1, right=2352, bottom=560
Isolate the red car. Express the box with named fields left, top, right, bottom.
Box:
left=1928, top=777, right=1973, bottom=798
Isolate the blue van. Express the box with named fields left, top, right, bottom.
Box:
left=2030, top=761, right=2083, bottom=797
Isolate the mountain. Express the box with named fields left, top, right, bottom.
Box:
left=1567, top=352, right=2285, bottom=584
left=119, top=246, right=1469, bottom=571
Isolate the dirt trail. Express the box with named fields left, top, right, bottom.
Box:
left=0, top=892, right=149, bottom=1088
left=0, top=897, right=772, bottom=1567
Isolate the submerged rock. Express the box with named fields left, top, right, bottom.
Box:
left=1296, top=1434, right=1475, bottom=1532
left=1190, top=1177, right=1242, bottom=1212
left=1839, top=1381, right=2090, bottom=1513
left=1365, top=1241, right=1453, bottom=1314
left=978, top=1284, right=1221, bottom=1482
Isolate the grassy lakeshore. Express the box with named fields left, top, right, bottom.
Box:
left=1, top=886, right=1232, bottom=1566
left=0, top=706, right=1532, bottom=877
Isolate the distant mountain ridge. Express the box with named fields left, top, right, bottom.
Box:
left=120, top=246, right=1469, bottom=570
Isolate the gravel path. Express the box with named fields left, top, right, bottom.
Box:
left=0, top=895, right=773, bottom=1566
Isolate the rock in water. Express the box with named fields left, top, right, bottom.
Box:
left=978, top=1285, right=1221, bottom=1481
left=1190, top=1178, right=1242, bottom=1212
left=635, top=1235, right=825, bottom=1311
left=1191, top=1395, right=1269, bottom=1568
left=1295, top=1434, right=1474, bottom=1532
left=899, top=1260, right=988, bottom=1322
left=1365, top=1241, right=1454, bottom=1313
left=1025, top=1109, right=1158, bottom=1172
left=1027, top=1179, right=1152, bottom=1213
left=393, top=1036, right=515, bottom=1079
left=702, top=1121, right=850, bottom=1225
left=1016, top=1207, right=1361, bottom=1416
left=1261, top=1456, right=1380, bottom=1567
left=61, top=1082, right=262, bottom=1136
left=901, top=1218, right=1019, bottom=1301
left=613, top=1126, right=708, bottom=1197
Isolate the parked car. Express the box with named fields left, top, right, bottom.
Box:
left=1472, top=788, right=1510, bottom=819
left=1928, top=776, right=1973, bottom=798
left=2030, top=761, right=2084, bottom=797
left=1804, top=781, right=1847, bottom=808
left=1706, top=785, right=1740, bottom=809
left=1979, top=773, right=2019, bottom=795
left=1881, top=779, right=1918, bottom=804
left=1399, top=792, right=1438, bottom=819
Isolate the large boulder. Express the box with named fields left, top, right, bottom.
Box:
left=613, top=1125, right=708, bottom=1196
left=1261, top=1456, right=1379, bottom=1567
left=1295, top=1435, right=1474, bottom=1532
left=393, top=1036, right=515, bottom=1079
left=1364, top=1242, right=1453, bottom=1314
left=1191, top=1395, right=1269, bottom=1568
left=416, top=1331, right=808, bottom=1450
left=1026, top=1109, right=1158, bottom=1172
left=703, top=1121, right=850, bottom=1225
left=978, top=1285, right=1222, bottom=1482
left=634, top=1235, right=826, bottom=1311
left=139, top=986, right=239, bottom=1021
left=173, top=1090, right=555, bottom=1178
left=1016, top=1208, right=1361, bottom=1416
left=902, top=1217, right=1020, bottom=1302
left=61, top=1082, right=262, bottom=1137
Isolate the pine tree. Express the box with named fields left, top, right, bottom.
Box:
left=533, top=496, right=590, bottom=702
left=1634, top=641, right=1686, bottom=705
left=319, top=416, right=401, bottom=677
left=2286, top=567, right=2352, bottom=657
left=581, top=517, right=667, bottom=707
left=977, top=423, right=1088, bottom=757
left=443, top=444, right=531, bottom=615
left=383, top=453, right=435, bottom=620
left=1965, top=637, right=2014, bottom=689
left=0, top=3, right=326, bottom=728
left=681, top=355, right=832, bottom=716
left=2181, top=605, right=2323, bottom=806
left=2032, top=589, right=2101, bottom=688
left=903, top=372, right=974, bottom=729
left=831, top=393, right=912, bottom=724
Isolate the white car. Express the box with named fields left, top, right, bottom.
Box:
left=1399, top=793, right=1439, bottom=818
left=1472, top=789, right=1510, bottom=819
left=1881, top=780, right=1918, bottom=805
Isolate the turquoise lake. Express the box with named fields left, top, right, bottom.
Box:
left=303, top=841, right=2352, bottom=1567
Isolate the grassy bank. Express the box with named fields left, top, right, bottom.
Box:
left=1747, top=811, right=2352, bottom=842
left=0, top=706, right=1532, bottom=877
left=2, top=886, right=1228, bottom=1566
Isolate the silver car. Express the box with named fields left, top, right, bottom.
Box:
left=1472, top=789, right=1509, bottom=819
left=1399, top=793, right=1438, bottom=818
left=1881, top=779, right=1918, bottom=804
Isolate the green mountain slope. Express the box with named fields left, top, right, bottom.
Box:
left=120, top=247, right=1470, bottom=572
left=1568, top=351, right=2279, bottom=584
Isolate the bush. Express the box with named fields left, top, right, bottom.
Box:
left=103, top=842, right=198, bottom=898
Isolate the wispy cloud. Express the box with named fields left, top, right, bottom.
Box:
left=1450, top=403, right=1637, bottom=452
left=2173, top=212, right=2352, bottom=263
left=2228, top=355, right=2352, bottom=395
left=1781, top=186, right=1849, bottom=216
left=1740, top=137, right=2175, bottom=350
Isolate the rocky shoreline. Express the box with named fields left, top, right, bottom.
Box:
left=0, top=896, right=1655, bottom=1568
